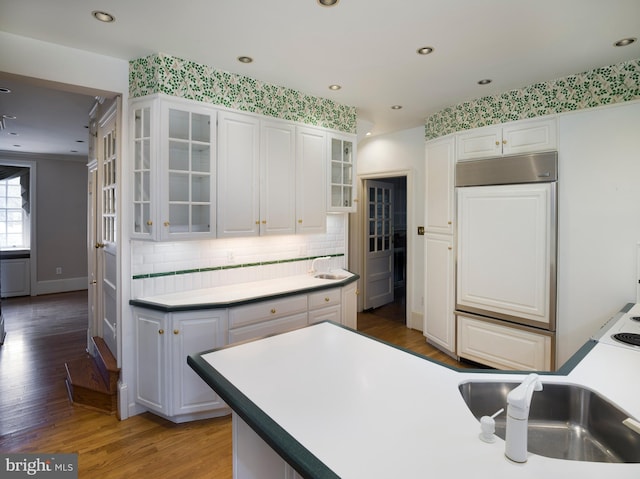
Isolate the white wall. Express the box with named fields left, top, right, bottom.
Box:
left=352, top=126, right=425, bottom=329
left=556, top=100, right=640, bottom=365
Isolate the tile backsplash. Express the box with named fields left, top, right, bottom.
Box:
left=131, top=214, right=347, bottom=298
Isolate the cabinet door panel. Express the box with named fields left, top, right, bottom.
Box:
left=502, top=118, right=557, bottom=156
left=425, top=137, right=454, bottom=234
left=457, top=314, right=552, bottom=370
left=425, top=234, right=455, bottom=353
left=228, top=313, right=308, bottom=345
left=217, top=111, right=260, bottom=237
left=135, top=311, right=167, bottom=412
left=456, top=126, right=501, bottom=160
left=261, top=120, right=296, bottom=235
left=172, top=314, right=226, bottom=414
left=296, top=127, right=327, bottom=233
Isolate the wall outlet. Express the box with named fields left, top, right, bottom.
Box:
left=56, top=267, right=62, bottom=275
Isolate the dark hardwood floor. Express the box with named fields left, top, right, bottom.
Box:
left=0, top=290, right=468, bottom=478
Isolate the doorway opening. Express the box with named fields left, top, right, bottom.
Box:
left=362, top=176, right=407, bottom=324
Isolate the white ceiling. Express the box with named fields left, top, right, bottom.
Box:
left=0, top=0, right=639, bottom=157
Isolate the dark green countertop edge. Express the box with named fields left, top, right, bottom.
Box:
left=187, top=313, right=615, bottom=478
left=188, top=345, right=340, bottom=479
left=129, top=273, right=360, bottom=312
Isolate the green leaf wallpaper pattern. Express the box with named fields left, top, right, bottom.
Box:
left=425, top=59, right=640, bottom=140
left=129, top=53, right=357, bottom=134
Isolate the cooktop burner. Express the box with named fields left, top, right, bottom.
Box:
left=612, top=332, right=640, bottom=347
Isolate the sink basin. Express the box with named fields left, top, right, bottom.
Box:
left=314, top=273, right=347, bottom=280
left=458, top=380, right=640, bottom=463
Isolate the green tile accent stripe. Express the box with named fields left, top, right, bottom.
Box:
left=132, top=254, right=345, bottom=280
left=425, top=58, right=640, bottom=140
left=129, top=53, right=356, bottom=134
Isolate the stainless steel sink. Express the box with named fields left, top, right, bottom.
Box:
left=458, top=380, right=640, bottom=463
left=314, top=273, right=347, bottom=280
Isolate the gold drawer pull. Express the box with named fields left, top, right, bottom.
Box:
left=173, top=330, right=179, bottom=335
left=325, top=297, right=330, bottom=302
left=270, top=308, right=276, bottom=314
left=158, top=329, right=165, bottom=335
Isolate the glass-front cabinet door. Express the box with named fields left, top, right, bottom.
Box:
left=164, top=106, right=215, bottom=238
left=130, top=95, right=216, bottom=241
left=132, top=102, right=154, bottom=238
left=328, top=133, right=357, bottom=212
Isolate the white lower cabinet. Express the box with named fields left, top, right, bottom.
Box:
left=308, top=288, right=341, bottom=325
left=228, top=294, right=309, bottom=344
left=134, top=280, right=358, bottom=422
left=456, top=314, right=553, bottom=371
left=134, top=307, right=229, bottom=422
left=424, top=234, right=455, bottom=354
left=341, top=281, right=358, bottom=330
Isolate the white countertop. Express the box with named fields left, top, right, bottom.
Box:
left=132, top=269, right=356, bottom=309
left=198, top=321, right=640, bottom=478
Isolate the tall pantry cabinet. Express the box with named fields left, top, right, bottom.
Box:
left=424, top=136, right=456, bottom=354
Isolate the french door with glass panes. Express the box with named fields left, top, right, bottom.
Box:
left=364, top=180, right=394, bottom=309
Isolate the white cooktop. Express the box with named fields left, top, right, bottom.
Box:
left=594, top=303, right=640, bottom=351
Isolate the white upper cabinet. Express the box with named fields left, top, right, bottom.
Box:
left=328, top=133, right=357, bottom=212
left=296, top=126, right=327, bottom=234
left=216, top=111, right=261, bottom=237
left=260, top=120, right=297, bottom=236
left=425, top=136, right=455, bottom=235
left=131, top=95, right=216, bottom=241
left=456, top=117, right=557, bottom=161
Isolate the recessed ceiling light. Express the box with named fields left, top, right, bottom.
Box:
left=477, top=79, right=492, bottom=85
left=614, top=37, right=637, bottom=47
left=237, top=56, right=253, bottom=64
left=92, top=11, right=115, bottom=23
left=8, top=132, right=18, bottom=136
left=317, top=0, right=339, bottom=6
left=328, top=84, right=342, bottom=91
left=13, top=145, right=21, bottom=148
left=416, top=46, right=434, bottom=55
left=76, top=140, right=85, bottom=143
left=391, top=105, right=403, bottom=110
left=2, top=114, right=16, bottom=119
left=0, top=87, right=11, bottom=94
left=70, top=150, right=79, bottom=153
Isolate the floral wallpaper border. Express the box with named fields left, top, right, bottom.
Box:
left=129, top=53, right=357, bottom=134
left=425, top=59, right=640, bottom=140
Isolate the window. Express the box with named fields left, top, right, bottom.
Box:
left=0, top=176, right=29, bottom=248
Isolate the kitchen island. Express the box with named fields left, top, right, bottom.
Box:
left=188, top=309, right=640, bottom=478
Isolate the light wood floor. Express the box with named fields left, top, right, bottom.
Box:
left=0, top=291, right=468, bottom=478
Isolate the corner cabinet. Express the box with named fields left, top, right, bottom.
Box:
left=131, top=95, right=217, bottom=240
left=328, top=133, right=357, bottom=212
left=134, top=307, right=229, bottom=422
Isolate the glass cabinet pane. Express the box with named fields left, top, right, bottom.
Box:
left=169, top=204, right=189, bottom=232
left=191, top=205, right=210, bottom=232
left=192, top=113, right=210, bottom=143
left=169, top=141, right=189, bottom=170
left=191, top=175, right=210, bottom=203
left=169, top=109, right=189, bottom=139
left=191, top=145, right=210, bottom=172
left=169, top=173, right=189, bottom=202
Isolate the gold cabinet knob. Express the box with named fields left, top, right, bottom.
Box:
left=325, top=297, right=330, bottom=302
left=298, top=219, right=303, bottom=224
left=261, top=220, right=266, bottom=224
left=173, top=329, right=179, bottom=335
left=495, top=141, right=500, bottom=146
left=158, top=329, right=165, bottom=335
left=502, top=139, right=507, bottom=144
left=447, top=221, right=452, bottom=225
left=270, top=308, right=276, bottom=314
left=448, top=246, right=452, bottom=250
left=255, top=220, right=260, bottom=225
left=95, top=242, right=105, bottom=249
left=163, top=221, right=170, bottom=227
left=355, top=289, right=360, bottom=295
left=146, top=220, right=153, bottom=226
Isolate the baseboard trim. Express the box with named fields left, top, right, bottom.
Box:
left=35, top=277, right=88, bottom=296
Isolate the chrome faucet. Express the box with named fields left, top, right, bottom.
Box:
left=505, top=373, right=543, bottom=463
